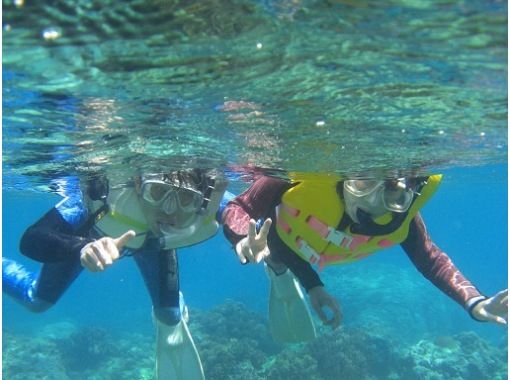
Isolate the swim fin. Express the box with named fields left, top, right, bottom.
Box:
left=265, top=264, right=317, bottom=343
left=155, top=301, right=204, bottom=380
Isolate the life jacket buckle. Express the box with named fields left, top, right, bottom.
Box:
left=296, top=238, right=322, bottom=265
left=325, top=227, right=353, bottom=248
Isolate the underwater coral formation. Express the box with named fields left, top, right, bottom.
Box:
left=2, top=328, right=154, bottom=380
left=321, top=263, right=456, bottom=343
left=2, top=300, right=507, bottom=379
left=306, top=328, right=402, bottom=380
left=3, top=331, right=70, bottom=380
left=192, top=299, right=279, bottom=380
left=56, top=326, right=116, bottom=372
left=401, top=331, right=508, bottom=380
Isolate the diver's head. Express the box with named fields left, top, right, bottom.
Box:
left=343, top=177, right=418, bottom=223
left=137, top=169, right=219, bottom=237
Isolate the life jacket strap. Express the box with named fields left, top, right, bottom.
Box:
left=295, top=237, right=321, bottom=264
left=306, top=216, right=353, bottom=248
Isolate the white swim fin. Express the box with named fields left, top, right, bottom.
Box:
left=266, top=264, right=317, bottom=343
left=155, top=296, right=204, bottom=380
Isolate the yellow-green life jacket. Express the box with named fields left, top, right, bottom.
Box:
left=94, top=188, right=150, bottom=249
left=275, top=173, right=442, bottom=268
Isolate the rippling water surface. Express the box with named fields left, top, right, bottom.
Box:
left=2, top=3, right=508, bottom=379
left=3, top=0, right=507, bottom=188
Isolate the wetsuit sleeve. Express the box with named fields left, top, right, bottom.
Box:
left=20, top=207, right=95, bottom=263
left=222, top=176, right=324, bottom=291
left=287, top=257, right=324, bottom=292
left=221, top=176, right=292, bottom=245
left=401, top=213, right=482, bottom=307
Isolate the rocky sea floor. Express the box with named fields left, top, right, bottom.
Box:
left=3, top=300, right=507, bottom=380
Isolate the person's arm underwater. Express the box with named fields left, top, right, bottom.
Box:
left=222, top=176, right=289, bottom=255
left=222, top=175, right=342, bottom=329
left=20, top=200, right=135, bottom=271
left=401, top=213, right=507, bottom=325
left=20, top=207, right=95, bottom=263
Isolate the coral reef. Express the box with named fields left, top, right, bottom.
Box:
left=307, top=328, right=402, bottom=380
left=401, top=331, right=508, bottom=380
left=192, top=299, right=279, bottom=380
left=56, top=326, right=116, bottom=372
left=2, top=300, right=507, bottom=379
left=3, top=331, right=70, bottom=380
left=322, top=262, right=454, bottom=343
left=264, top=349, right=320, bottom=380
left=2, top=327, right=154, bottom=380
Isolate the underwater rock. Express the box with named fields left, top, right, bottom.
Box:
left=322, top=262, right=456, bottom=342
left=191, top=299, right=279, bottom=380
left=3, top=301, right=507, bottom=379
left=402, top=331, right=508, bottom=380
left=264, top=350, right=320, bottom=380
left=192, top=299, right=276, bottom=349
left=3, top=324, right=155, bottom=379
left=261, top=327, right=507, bottom=380
left=38, top=320, right=79, bottom=340
left=2, top=331, right=70, bottom=380
left=306, top=328, right=402, bottom=380
left=56, top=326, right=116, bottom=372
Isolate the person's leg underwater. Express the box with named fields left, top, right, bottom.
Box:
left=2, top=256, right=83, bottom=312
left=265, top=256, right=317, bottom=343
left=134, top=245, right=204, bottom=380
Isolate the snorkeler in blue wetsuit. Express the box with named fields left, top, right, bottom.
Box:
left=3, top=169, right=232, bottom=380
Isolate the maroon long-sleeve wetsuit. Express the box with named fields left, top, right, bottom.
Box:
left=222, top=176, right=483, bottom=308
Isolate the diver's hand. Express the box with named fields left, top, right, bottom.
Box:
left=471, top=289, right=508, bottom=325
left=235, top=218, right=272, bottom=264
left=80, top=230, right=136, bottom=272
left=308, top=286, right=342, bottom=329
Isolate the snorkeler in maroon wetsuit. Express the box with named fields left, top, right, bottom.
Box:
left=221, top=174, right=507, bottom=340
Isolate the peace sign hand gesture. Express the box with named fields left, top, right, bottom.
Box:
left=235, top=218, right=272, bottom=264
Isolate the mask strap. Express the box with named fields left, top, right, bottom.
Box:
left=87, top=175, right=109, bottom=201
left=198, top=177, right=215, bottom=214
left=77, top=203, right=110, bottom=235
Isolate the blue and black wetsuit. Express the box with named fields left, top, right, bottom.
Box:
left=3, top=182, right=186, bottom=326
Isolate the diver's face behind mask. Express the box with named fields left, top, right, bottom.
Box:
left=141, top=180, right=204, bottom=215
left=139, top=174, right=205, bottom=236
left=343, top=179, right=414, bottom=223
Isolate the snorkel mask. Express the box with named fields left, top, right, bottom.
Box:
left=140, top=171, right=228, bottom=249
left=141, top=177, right=205, bottom=220
left=343, top=178, right=416, bottom=224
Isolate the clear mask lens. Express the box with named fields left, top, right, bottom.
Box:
left=161, top=194, right=178, bottom=215
left=344, top=179, right=414, bottom=214
left=344, top=180, right=384, bottom=197
left=176, top=188, right=204, bottom=212
left=141, top=180, right=203, bottom=215
left=382, top=186, right=414, bottom=212
left=141, top=181, right=175, bottom=204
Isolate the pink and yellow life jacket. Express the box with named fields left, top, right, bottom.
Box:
left=275, top=173, right=442, bottom=268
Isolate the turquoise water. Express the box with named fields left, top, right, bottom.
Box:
left=3, top=0, right=507, bottom=184
left=2, top=0, right=508, bottom=379
left=3, top=165, right=508, bottom=379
